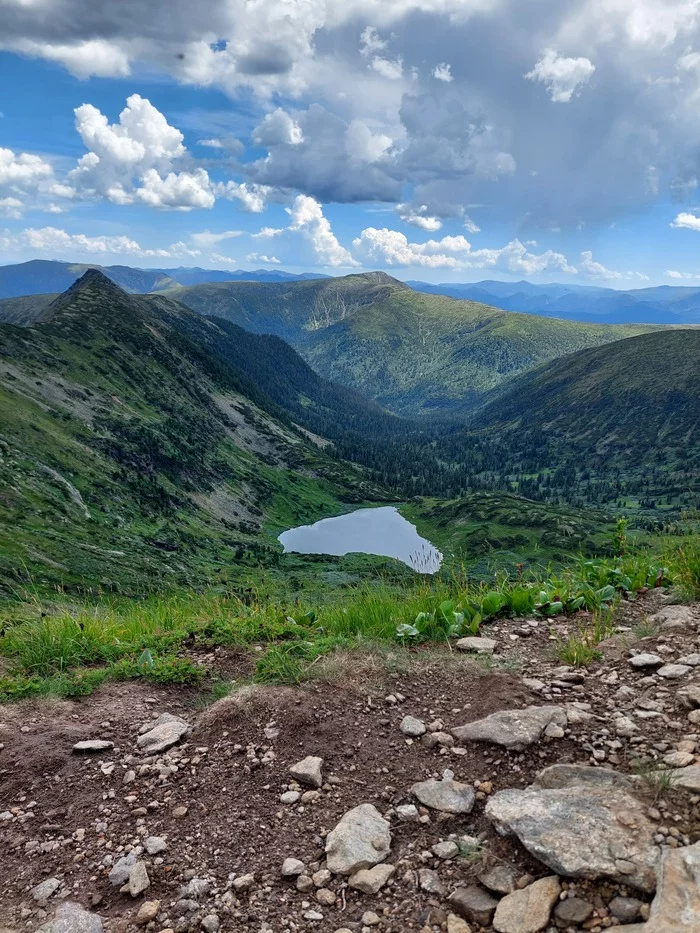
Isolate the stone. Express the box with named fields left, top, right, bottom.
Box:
left=72, top=740, right=114, bottom=753
left=553, top=897, right=594, bottom=927
left=136, top=901, right=160, bottom=926
left=362, top=912, right=380, bottom=926
left=419, top=869, right=445, bottom=895
left=456, top=636, right=496, bottom=654
left=486, top=764, right=659, bottom=892
left=608, top=896, right=643, bottom=922
left=544, top=723, right=565, bottom=738
left=201, top=917, right=220, bottom=933
left=282, top=858, right=305, bottom=877
left=109, top=852, right=137, bottom=886
left=671, top=765, right=700, bottom=791
left=678, top=653, right=700, bottom=666
left=289, top=755, right=323, bottom=788
left=145, top=836, right=167, bottom=855
left=493, top=876, right=561, bottom=933
left=614, top=715, right=639, bottom=737
left=432, top=840, right=459, bottom=859
left=632, top=841, right=700, bottom=931
left=232, top=873, right=254, bottom=892
left=172, top=805, right=188, bottom=818
left=411, top=773, right=475, bottom=814
left=679, top=685, right=700, bottom=708
left=657, top=663, right=692, bottom=679
left=39, top=904, right=103, bottom=933
left=629, top=653, right=663, bottom=668
left=449, top=886, right=499, bottom=927
left=396, top=804, right=419, bottom=821
left=664, top=751, right=695, bottom=768
left=400, top=715, right=426, bottom=737
left=31, top=878, right=61, bottom=902
left=689, top=710, right=700, bottom=725
left=136, top=713, right=190, bottom=754
left=325, top=804, right=391, bottom=876
left=349, top=864, right=395, bottom=894
left=452, top=706, right=567, bottom=750
left=648, top=606, right=697, bottom=628
left=447, top=916, right=473, bottom=933
left=127, top=861, right=150, bottom=897
left=280, top=791, right=300, bottom=804
left=316, top=889, right=336, bottom=906
left=478, top=864, right=518, bottom=895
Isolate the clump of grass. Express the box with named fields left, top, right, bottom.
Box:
left=633, top=617, right=661, bottom=639
left=633, top=760, right=678, bottom=801
left=666, top=538, right=700, bottom=599
left=555, top=635, right=601, bottom=667
left=457, top=837, right=484, bottom=863
left=110, top=654, right=206, bottom=686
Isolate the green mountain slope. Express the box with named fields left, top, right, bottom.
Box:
left=171, top=272, right=663, bottom=415
left=454, top=329, right=700, bottom=510
left=0, top=271, right=379, bottom=595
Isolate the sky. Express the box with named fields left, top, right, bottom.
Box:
left=3, top=1, right=700, bottom=285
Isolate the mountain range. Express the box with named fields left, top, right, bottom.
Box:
left=407, top=278, right=700, bottom=325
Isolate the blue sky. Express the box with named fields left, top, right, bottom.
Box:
left=3, top=0, right=700, bottom=285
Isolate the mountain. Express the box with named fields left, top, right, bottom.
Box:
left=170, top=271, right=663, bottom=416
left=0, top=259, right=327, bottom=300
left=453, top=329, right=700, bottom=510
left=407, top=278, right=700, bottom=325
left=0, top=270, right=378, bottom=595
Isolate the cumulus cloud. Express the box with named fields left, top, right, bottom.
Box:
left=432, top=62, right=453, bottom=82
left=253, top=109, right=304, bottom=146
left=287, top=194, right=358, bottom=266
left=397, top=203, right=443, bottom=231
left=0, top=197, right=24, bottom=219
left=525, top=48, right=595, bottom=102
left=246, top=252, right=282, bottom=263
left=10, top=38, right=130, bottom=78
left=4, top=226, right=201, bottom=258
left=0, top=147, right=53, bottom=188
left=353, top=227, right=576, bottom=274
left=67, top=94, right=215, bottom=210
left=578, top=250, right=623, bottom=279
left=370, top=56, right=404, bottom=80
left=252, top=226, right=284, bottom=238
left=216, top=181, right=272, bottom=212
left=671, top=211, right=700, bottom=230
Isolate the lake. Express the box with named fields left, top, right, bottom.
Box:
left=278, top=506, right=443, bottom=573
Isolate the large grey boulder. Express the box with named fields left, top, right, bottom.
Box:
left=39, top=904, right=103, bottom=933
left=325, top=804, right=391, bottom=876
left=616, top=842, right=700, bottom=931
left=452, top=706, right=567, bottom=750
left=136, top=713, right=190, bottom=754
left=493, top=876, right=561, bottom=933
left=486, top=764, right=659, bottom=892
left=411, top=771, right=475, bottom=814
left=671, top=766, right=700, bottom=791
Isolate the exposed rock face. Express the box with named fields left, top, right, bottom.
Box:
left=38, top=904, right=103, bottom=933
left=452, top=706, right=567, bottom=750
left=136, top=713, right=190, bottom=754
left=617, top=842, right=700, bottom=931
left=485, top=765, right=659, bottom=892
left=411, top=772, right=476, bottom=814
left=289, top=756, right=323, bottom=788
left=493, top=876, right=561, bottom=933
left=325, top=804, right=391, bottom=876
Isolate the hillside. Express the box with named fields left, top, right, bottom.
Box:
left=0, top=271, right=378, bottom=595
left=0, top=260, right=326, bottom=300
left=455, top=329, right=700, bottom=510
left=171, top=273, right=663, bottom=415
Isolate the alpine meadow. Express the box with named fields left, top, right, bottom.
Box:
left=1, top=3, right=700, bottom=932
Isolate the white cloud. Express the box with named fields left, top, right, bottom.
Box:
left=666, top=268, right=700, bottom=278
left=197, top=138, right=224, bottom=148
left=5, top=226, right=201, bottom=258
left=253, top=109, right=304, bottom=146
left=370, top=56, right=404, bottom=80
left=433, top=62, right=453, bottom=82
left=252, top=226, right=285, bottom=238
left=217, top=181, right=272, bottom=212
left=353, top=227, right=576, bottom=274
left=525, top=48, right=595, bottom=102
left=0, top=147, right=53, bottom=188
left=463, top=214, right=481, bottom=233
left=246, top=252, right=282, bottom=263
left=359, top=27, right=388, bottom=58
left=135, top=168, right=215, bottom=210
left=209, top=252, right=238, bottom=266
left=578, top=250, right=623, bottom=279
left=0, top=197, right=23, bottom=219
left=190, top=230, right=244, bottom=248
left=287, top=194, right=358, bottom=266
left=397, top=203, right=443, bottom=231
left=671, top=211, right=700, bottom=231
left=11, top=38, right=130, bottom=78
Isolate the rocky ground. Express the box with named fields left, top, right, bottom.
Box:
left=1, top=589, right=700, bottom=933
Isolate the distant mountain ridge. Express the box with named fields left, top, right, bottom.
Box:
left=0, top=259, right=327, bottom=299
left=407, top=278, right=700, bottom=324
